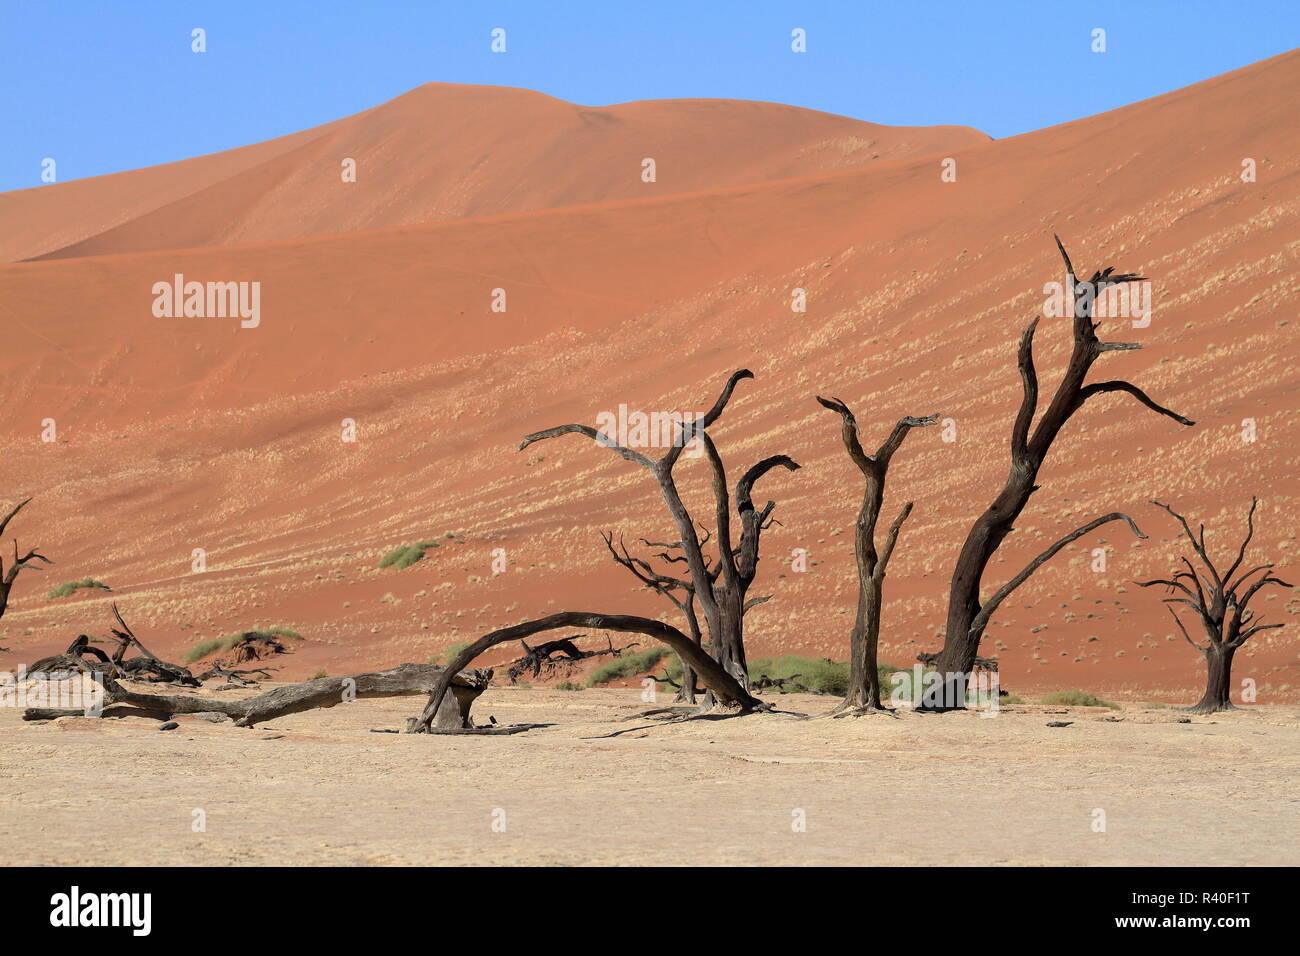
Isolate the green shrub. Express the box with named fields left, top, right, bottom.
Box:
left=436, top=642, right=470, bottom=667
left=652, top=654, right=684, bottom=684
left=45, top=578, right=109, bottom=600
left=1040, top=689, right=1120, bottom=710
left=554, top=680, right=581, bottom=691
left=182, top=626, right=302, bottom=663
left=378, top=540, right=438, bottom=570
left=748, top=655, right=857, bottom=695
left=587, top=647, right=669, bottom=686
left=647, top=654, right=902, bottom=698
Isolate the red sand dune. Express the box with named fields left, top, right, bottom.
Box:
left=1, top=51, right=1296, bottom=703
left=0, top=83, right=986, bottom=263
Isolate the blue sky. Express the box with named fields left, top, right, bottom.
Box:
left=2, top=1, right=1296, bottom=193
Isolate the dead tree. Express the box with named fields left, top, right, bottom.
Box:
left=227, top=631, right=292, bottom=663
left=602, top=531, right=707, bottom=702
left=409, top=611, right=765, bottom=733
left=0, top=498, right=52, bottom=640
left=923, top=237, right=1194, bottom=707
left=1137, top=498, right=1292, bottom=714
left=105, top=603, right=200, bottom=685
left=751, top=674, right=819, bottom=694
left=504, top=635, right=631, bottom=682
left=27, top=634, right=116, bottom=677
left=508, top=369, right=797, bottom=710
left=817, top=398, right=937, bottom=713
left=23, top=662, right=493, bottom=729
left=194, top=659, right=279, bottom=685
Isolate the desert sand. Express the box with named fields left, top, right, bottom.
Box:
left=1, top=685, right=1295, bottom=866
left=0, top=53, right=1297, bottom=740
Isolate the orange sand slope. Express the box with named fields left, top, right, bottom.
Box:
left=0, top=51, right=1296, bottom=701
left=0, top=83, right=986, bottom=263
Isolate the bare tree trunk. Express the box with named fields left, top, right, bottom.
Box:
left=817, top=399, right=936, bottom=713
left=525, top=371, right=797, bottom=715
left=23, top=663, right=491, bottom=729
left=1190, top=643, right=1236, bottom=715
left=927, top=237, right=1193, bottom=707
left=844, top=573, right=886, bottom=710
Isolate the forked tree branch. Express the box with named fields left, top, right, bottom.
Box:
left=970, top=512, right=1148, bottom=640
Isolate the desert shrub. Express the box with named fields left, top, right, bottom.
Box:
left=748, top=655, right=851, bottom=695
left=45, top=578, right=109, bottom=600
left=654, top=654, right=684, bottom=683
left=182, top=626, right=302, bottom=663
left=649, top=654, right=900, bottom=697
left=378, top=540, right=438, bottom=570
left=1040, top=689, right=1120, bottom=710
left=554, top=680, right=581, bottom=691
left=310, top=667, right=328, bottom=679
left=587, top=647, right=669, bottom=686
left=430, top=642, right=472, bottom=668
left=184, top=636, right=233, bottom=662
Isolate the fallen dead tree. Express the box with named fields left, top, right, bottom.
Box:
left=194, top=658, right=280, bottom=686
left=26, top=634, right=113, bottom=678
left=22, top=662, right=494, bottom=729
left=408, top=611, right=766, bottom=734
left=24, top=605, right=201, bottom=686
left=751, top=674, right=821, bottom=694
left=227, top=630, right=293, bottom=663
left=505, top=635, right=633, bottom=683
left=105, top=604, right=200, bottom=685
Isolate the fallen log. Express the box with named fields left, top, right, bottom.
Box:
left=505, top=635, right=634, bottom=682
left=194, top=658, right=279, bottom=686
left=751, top=674, right=820, bottom=694
left=408, top=611, right=765, bottom=733
left=22, top=662, right=494, bottom=729
left=106, top=604, right=200, bottom=686
left=228, top=631, right=293, bottom=663
left=26, top=635, right=116, bottom=678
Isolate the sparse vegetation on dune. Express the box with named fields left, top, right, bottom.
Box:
left=183, top=626, right=302, bottom=663
left=586, top=647, right=669, bottom=686
left=428, top=642, right=469, bottom=667
left=45, top=577, right=109, bottom=600
left=378, top=540, right=439, bottom=570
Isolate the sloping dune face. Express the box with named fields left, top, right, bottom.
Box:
left=1, top=52, right=1297, bottom=701
left=0, top=83, right=987, bottom=262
